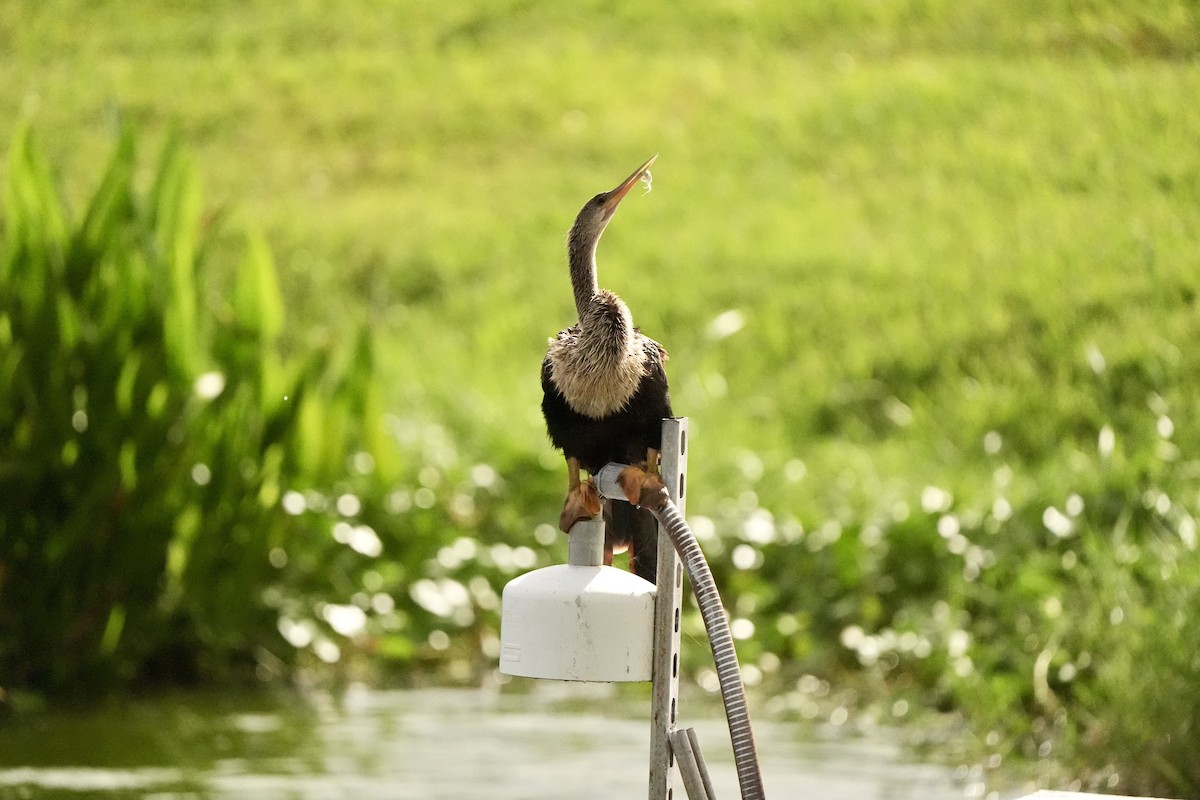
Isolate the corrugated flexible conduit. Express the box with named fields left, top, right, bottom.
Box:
left=641, top=485, right=767, bottom=800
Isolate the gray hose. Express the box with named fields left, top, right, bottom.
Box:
left=642, top=487, right=767, bottom=800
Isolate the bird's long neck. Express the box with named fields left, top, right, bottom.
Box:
left=567, top=234, right=600, bottom=319
left=549, top=220, right=644, bottom=418
left=567, top=232, right=633, bottom=356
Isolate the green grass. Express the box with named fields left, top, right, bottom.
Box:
left=3, top=0, right=1200, bottom=795
left=4, top=1, right=1197, bottom=495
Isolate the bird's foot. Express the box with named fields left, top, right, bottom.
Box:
left=559, top=479, right=602, bottom=532
left=617, top=465, right=667, bottom=509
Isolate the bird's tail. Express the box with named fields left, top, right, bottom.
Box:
left=604, top=499, right=659, bottom=583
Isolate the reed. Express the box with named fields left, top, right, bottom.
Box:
left=0, top=128, right=373, bottom=693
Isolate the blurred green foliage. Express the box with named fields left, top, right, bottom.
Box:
left=2, top=0, right=1199, bottom=796
left=0, top=127, right=374, bottom=692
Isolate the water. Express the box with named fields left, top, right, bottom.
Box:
left=0, top=685, right=964, bottom=799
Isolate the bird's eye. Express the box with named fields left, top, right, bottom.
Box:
left=592, top=194, right=607, bottom=206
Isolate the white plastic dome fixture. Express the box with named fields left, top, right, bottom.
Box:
left=499, top=515, right=656, bottom=682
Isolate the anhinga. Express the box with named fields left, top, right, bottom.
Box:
left=540, top=155, right=672, bottom=583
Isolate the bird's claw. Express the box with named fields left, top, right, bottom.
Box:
left=617, top=466, right=666, bottom=509
left=559, top=479, right=602, bottom=532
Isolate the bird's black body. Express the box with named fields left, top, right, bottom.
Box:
left=540, top=338, right=671, bottom=475
left=540, top=155, right=672, bottom=583
left=541, top=334, right=672, bottom=583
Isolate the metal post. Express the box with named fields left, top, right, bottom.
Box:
left=649, top=418, right=688, bottom=800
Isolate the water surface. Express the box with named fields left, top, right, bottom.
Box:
left=0, top=685, right=964, bottom=799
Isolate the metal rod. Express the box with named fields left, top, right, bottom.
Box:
left=686, top=728, right=718, bottom=800
left=670, top=728, right=717, bottom=800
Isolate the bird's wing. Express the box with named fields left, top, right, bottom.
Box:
left=638, top=331, right=669, bottom=365
left=542, top=324, right=576, bottom=385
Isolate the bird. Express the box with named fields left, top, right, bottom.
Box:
left=540, top=155, right=672, bottom=583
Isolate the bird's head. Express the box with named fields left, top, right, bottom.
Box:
left=568, top=154, right=658, bottom=252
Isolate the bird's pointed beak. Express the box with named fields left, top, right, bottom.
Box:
left=601, top=154, right=658, bottom=217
